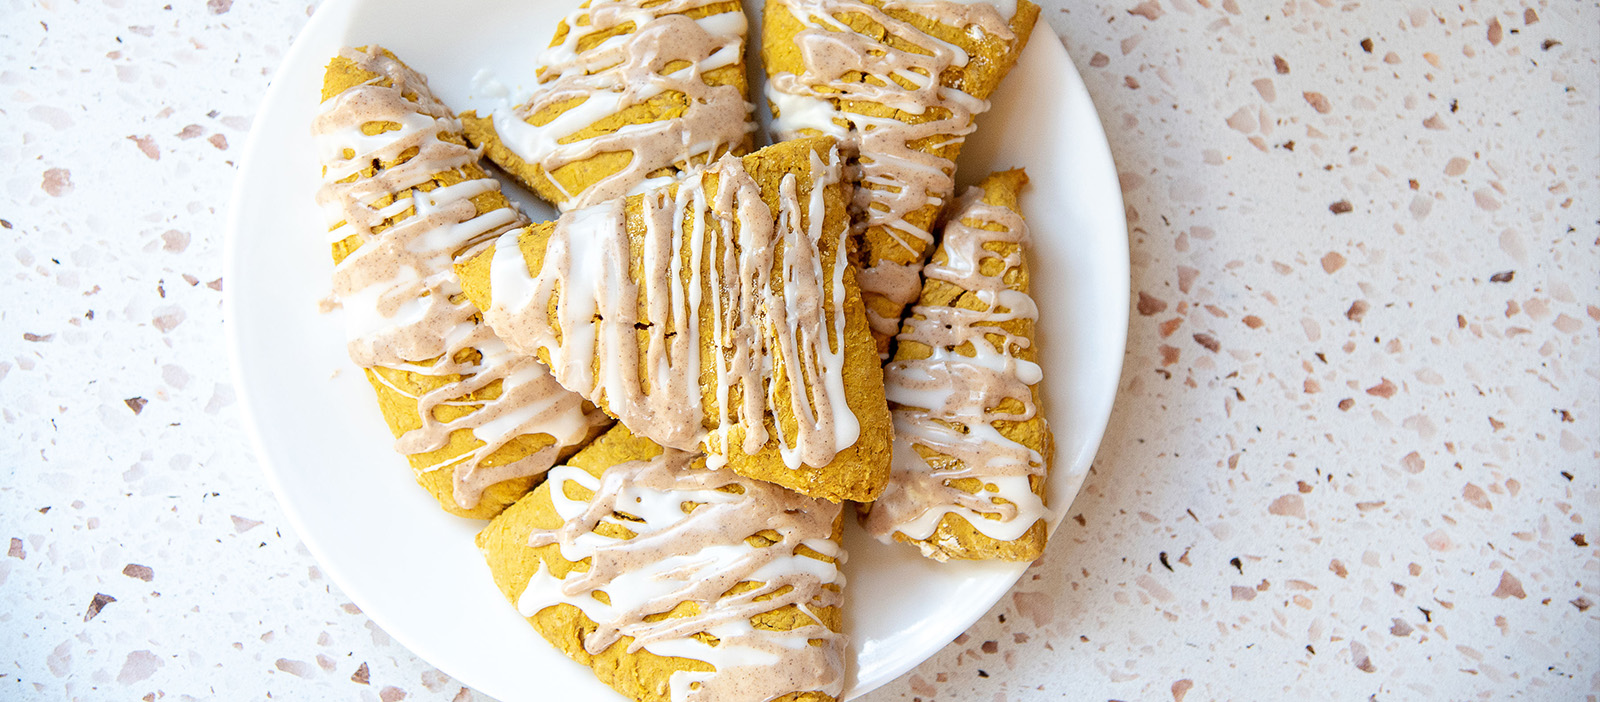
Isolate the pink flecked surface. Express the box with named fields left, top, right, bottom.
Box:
left=1, top=1, right=1596, bottom=701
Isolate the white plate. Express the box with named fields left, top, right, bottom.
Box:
left=224, top=2, right=1128, bottom=700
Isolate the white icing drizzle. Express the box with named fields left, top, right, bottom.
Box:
left=519, top=449, right=846, bottom=702
left=766, top=0, right=1020, bottom=338
left=863, top=184, right=1049, bottom=546
left=489, top=0, right=755, bottom=210
left=313, top=47, right=602, bottom=508
left=483, top=147, right=860, bottom=470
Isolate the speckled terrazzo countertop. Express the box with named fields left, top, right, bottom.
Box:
left=2, top=1, right=1596, bottom=700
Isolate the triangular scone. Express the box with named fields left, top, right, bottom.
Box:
left=457, top=137, right=892, bottom=503
left=478, top=424, right=846, bottom=702
left=460, top=0, right=755, bottom=211
left=315, top=46, right=608, bottom=519
left=862, top=170, right=1054, bottom=561
left=762, top=0, right=1040, bottom=352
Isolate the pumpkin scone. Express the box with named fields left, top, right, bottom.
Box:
left=456, top=137, right=892, bottom=503
left=861, top=169, right=1054, bottom=562
left=477, top=424, right=846, bottom=702
left=314, top=46, right=607, bottom=519
left=460, top=0, right=755, bottom=211
left=762, top=0, right=1040, bottom=353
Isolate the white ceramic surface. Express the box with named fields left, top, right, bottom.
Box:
left=223, top=2, right=1128, bottom=700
